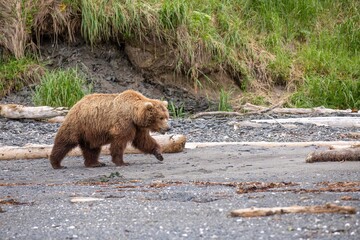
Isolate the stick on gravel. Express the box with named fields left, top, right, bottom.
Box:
left=230, top=204, right=356, bottom=217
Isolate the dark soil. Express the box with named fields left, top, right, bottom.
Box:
left=40, top=41, right=211, bottom=113
left=1, top=41, right=212, bottom=112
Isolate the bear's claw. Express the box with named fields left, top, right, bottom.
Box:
left=155, top=153, right=164, bottom=161
left=85, top=162, right=106, bottom=168
left=52, top=165, right=67, bottom=169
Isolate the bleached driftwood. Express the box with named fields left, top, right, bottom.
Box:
left=0, top=134, right=186, bottom=160
left=191, top=111, right=243, bottom=119
left=185, top=141, right=360, bottom=149
left=251, top=117, right=360, bottom=128
left=47, top=116, right=66, bottom=123
left=306, top=146, right=360, bottom=163
left=230, top=204, right=356, bottom=217
left=0, top=104, right=68, bottom=119
left=191, top=102, right=285, bottom=119
left=242, top=103, right=358, bottom=115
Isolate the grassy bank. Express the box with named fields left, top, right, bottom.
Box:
left=0, top=0, right=359, bottom=109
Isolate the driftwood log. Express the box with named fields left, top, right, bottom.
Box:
left=0, top=104, right=68, bottom=119
left=251, top=117, right=360, bottom=128
left=185, top=141, right=360, bottom=149
left=230, top=204, right=356, bottom=217
left=306, top=146, right=360, bottom=163
left=191, top=103, right=359, bottom=119
left=0, top=134, right=186, bottom=160
left=241, top=103, right=358, bottom=115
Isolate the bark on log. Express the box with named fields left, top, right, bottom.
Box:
left=306, top=147, right=360, bottom=163
left=0, top=134, right=186, bottom=160
left=0, top=104, right=68, bottom=119
left=230, top=203, right=356, bottom=217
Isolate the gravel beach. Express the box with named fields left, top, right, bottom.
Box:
left=0, top=113, right=359, bottom=147
left=1, top=90, right=359, bottom=240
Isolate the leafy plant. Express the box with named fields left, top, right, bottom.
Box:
left=32, top=68, right=92, bottom=108
left=168, top=101, right=185, bottom=118
left=99, top=172, right=122, bottom=182
left=218, top=88, right=232, bottom=112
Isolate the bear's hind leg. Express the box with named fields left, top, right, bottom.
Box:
left=79, top=143, right=105, bottom=168
left=50, top=142, right=77, bottom=169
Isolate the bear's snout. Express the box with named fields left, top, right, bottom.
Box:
left=159, top=122, right=171, bottom=134
left=160, top=126, right=171, bottom=134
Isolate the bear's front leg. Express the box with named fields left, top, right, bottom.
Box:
left=132, top=129, right=163, bottom=161
left=110, top=142, right=129, bottom=166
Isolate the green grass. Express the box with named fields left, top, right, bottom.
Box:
left=218, top=89, right=232, bottom=112
left=2, top=0, right=359, bottom=110
left=32, top=68, right=92, bottom=108
left=76, top=0, right=359, bottom=109
left=0, top=57, right=42, bottom=97
left=290, top=76, right=360, bottom=109
left=168, top=101, right=185, bottom=118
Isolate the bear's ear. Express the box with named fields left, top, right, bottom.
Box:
left=162, top=101, right=168, bottom=107
left=144, top=102, right=153, bottom=109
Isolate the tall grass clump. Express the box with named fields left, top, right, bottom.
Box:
left=218, top=89, right=232, bottom=112
left=33, top=68, right=92, bottom=108
left=168, top=101, right=185, bottom=118
left=290, top=76, right=360, bottom=109
left=0, top=57, right=43, bottom=97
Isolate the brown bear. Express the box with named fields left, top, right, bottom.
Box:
left=49, top=89, right=170, bottom=169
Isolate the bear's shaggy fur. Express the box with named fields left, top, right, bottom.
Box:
left=49, top=90, right=170, bottom=169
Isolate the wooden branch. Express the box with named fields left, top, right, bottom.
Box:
left=306, top=147, right=360, bottom=163
left=230, top=203, right=356, bottom=217
left=0, top=134, right=186, bottom=160
left=0, top=104, right=68, bottom=119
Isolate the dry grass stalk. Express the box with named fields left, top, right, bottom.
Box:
left=0, top=0, right=80, bottom=59
left=0, top=0, right=31, bottom=59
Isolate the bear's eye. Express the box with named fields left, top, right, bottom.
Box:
left=160, top=117, right=164, bottom=120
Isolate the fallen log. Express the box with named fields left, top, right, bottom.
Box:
left=306, top=147, right=360, bottom=163
left=0, top=104, right=68, bottom=119
left=230, top=203, right=356, bottom=217
left=241, top=103, right=358, bottom=115
left=185, top=141, right=360, bottom=149
left=191, top=111, right=243, bottom=119
left=191, top=101, right=285, bottom=119
left=0, top=134, right=186, bottom=160
left=251, top=117, right=360, bottom=128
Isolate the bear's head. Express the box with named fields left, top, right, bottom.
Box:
left=133, top=100, right=170, bottom=133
